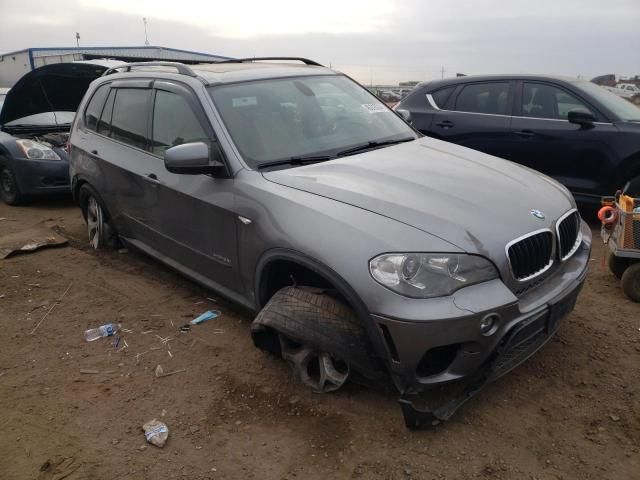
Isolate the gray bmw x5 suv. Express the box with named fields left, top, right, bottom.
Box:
left=69, top=59, right=591, bottom=427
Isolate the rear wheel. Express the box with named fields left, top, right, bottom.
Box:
left=0, top=165, right=23, bottom=205
left=79, top=184, right=114, bottom=249
left=621, top=263, right=640, bottom=302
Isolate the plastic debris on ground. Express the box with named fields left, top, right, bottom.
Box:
left=84, top=323, right=119, bottom=342
left=190, top=310, right=220, bottom=325
left=142, top=419, right=169, bottom=448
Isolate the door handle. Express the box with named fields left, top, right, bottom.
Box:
left=90, top=149, right=99, bottom=155
left=143, top=173, right=162, bottom=185
left=513, top=130, right=536, bottom=137
left=435, top=120, right=454, bottom=128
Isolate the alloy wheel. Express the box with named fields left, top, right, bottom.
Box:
left=86, top=196, right=104, bottom=249
left=278, top=333, right=350, bottom=393
left=1, top=168, right=15, bottom=198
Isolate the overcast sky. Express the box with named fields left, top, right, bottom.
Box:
left=1, top=0, right=638, bottom=84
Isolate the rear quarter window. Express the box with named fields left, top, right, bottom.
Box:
left=84, top=84, right=109, bottom=131
left=430, top=86, right=456, bottom=108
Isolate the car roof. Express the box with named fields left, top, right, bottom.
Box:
left=420, top=74, right=584, bottom=90
left=101, top=61, right=339, bottom=86
left=191, top=62, right=337, bottom=84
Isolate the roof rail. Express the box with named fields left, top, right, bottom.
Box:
left=102, top=61, right=197, bottom=77
left=216, top=57, right=324, bottom=67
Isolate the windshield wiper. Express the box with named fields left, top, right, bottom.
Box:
left=336, top=137, right=416, bottom=157
left=257, top=155, right=334, bottom=170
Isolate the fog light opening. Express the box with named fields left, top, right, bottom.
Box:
left=480, top=313, right=500, bottom=336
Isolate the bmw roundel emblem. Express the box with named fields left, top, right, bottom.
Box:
left=530, top=209, right=545, bottom=220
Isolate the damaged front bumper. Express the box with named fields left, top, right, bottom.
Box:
left=370, top=224, right=591, bottom=428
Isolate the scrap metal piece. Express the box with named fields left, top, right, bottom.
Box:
left=0, top=224, right=67, bottom=259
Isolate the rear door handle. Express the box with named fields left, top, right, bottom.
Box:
left=513, top=130, right=536, bottom=137
left=143, top=173, right=162, bottom=185
left=435, top=120, right=454, bottom=128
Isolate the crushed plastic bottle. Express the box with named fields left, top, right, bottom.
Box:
left=84, top=323, right=119, bottom=342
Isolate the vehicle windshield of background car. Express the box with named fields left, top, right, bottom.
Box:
left=208, top=75, right=416, bottom=167
left=575, top=81, right=640, bottom=121
left=4, top=111, right=75, bottom=127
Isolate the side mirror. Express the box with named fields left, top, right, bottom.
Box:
left=164, top=142, right=227, bottom=176
left=395, top=108, right=412, bottom=124
left=568, top=110, right=596, bottom=128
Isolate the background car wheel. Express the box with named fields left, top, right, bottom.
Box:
left=0, top=165, right=23, bottom=205
left=79, top=184, right=114, bottom=249
left=251, top=286, right=388, bottom=392
left=621, top=263, right=640, bottom=302
left=607, top=252, right=631, bottom=280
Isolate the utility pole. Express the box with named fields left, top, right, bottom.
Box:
left=440, top=66, right=445, bottom=79
left=143, top=17, right=150, bottom=46
left=75, top=32, right=80, bottom=48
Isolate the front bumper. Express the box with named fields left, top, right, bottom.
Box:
left=372, top=222, right=591, bottom=398
left=10, top=156, right=70, bottom=196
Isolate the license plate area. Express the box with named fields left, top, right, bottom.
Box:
left=547, top=286, right=580, bottom=333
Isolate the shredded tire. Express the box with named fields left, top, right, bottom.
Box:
left=251, top=286, right=387, bottom=387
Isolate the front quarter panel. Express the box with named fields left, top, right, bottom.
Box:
left=232, top=169, right=463, bottom=315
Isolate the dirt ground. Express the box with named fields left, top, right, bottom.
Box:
left=0, top=198, right=638, bottom=480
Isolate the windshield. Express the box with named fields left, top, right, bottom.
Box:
left=0, top=94, right=5, bottom=112
left=208, top=75, right=416, bottom=168
left=5, top=111, right=75, bottom=126
left=575, top=81, right=640, bottom=121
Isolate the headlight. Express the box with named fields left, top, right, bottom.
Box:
left=16, top=139, right=61, bottom=160
left=369, top=253, right=499, bottom=298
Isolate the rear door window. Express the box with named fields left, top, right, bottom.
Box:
left=110, top=88, right=151, bottom=149
left=151, top=90, right=208, bottom=156
left=84, top=84, right=109, bottom=131
left=521, top=83, right=593, bottom=120
left=455, top=82, right=510, bottom=115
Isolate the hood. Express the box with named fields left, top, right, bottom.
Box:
left=263, top=138, right=575, bottom=256
left=0, top=62, right=112, bottom=126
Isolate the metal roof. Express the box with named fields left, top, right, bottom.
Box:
left=1, top=46, right=230, bottom=63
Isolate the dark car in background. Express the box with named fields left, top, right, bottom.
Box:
left=396, top=75, right=640, bottom=205
left=0, top=62, right=113, bottom=204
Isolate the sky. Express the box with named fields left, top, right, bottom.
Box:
left=0, top=0, right=638, bottom=85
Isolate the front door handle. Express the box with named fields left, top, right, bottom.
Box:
left=143, top=173, right=162, bottom=185
left=513, top=130, right=536, bottom=137
left=435, top=120, right=454, bottom=129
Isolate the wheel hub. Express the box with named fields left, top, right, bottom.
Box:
left=86, top=196, right=104, bottom=249
left=1, top=169, right=14, bottom=195
left=278, top=333, right=350, bottom=393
